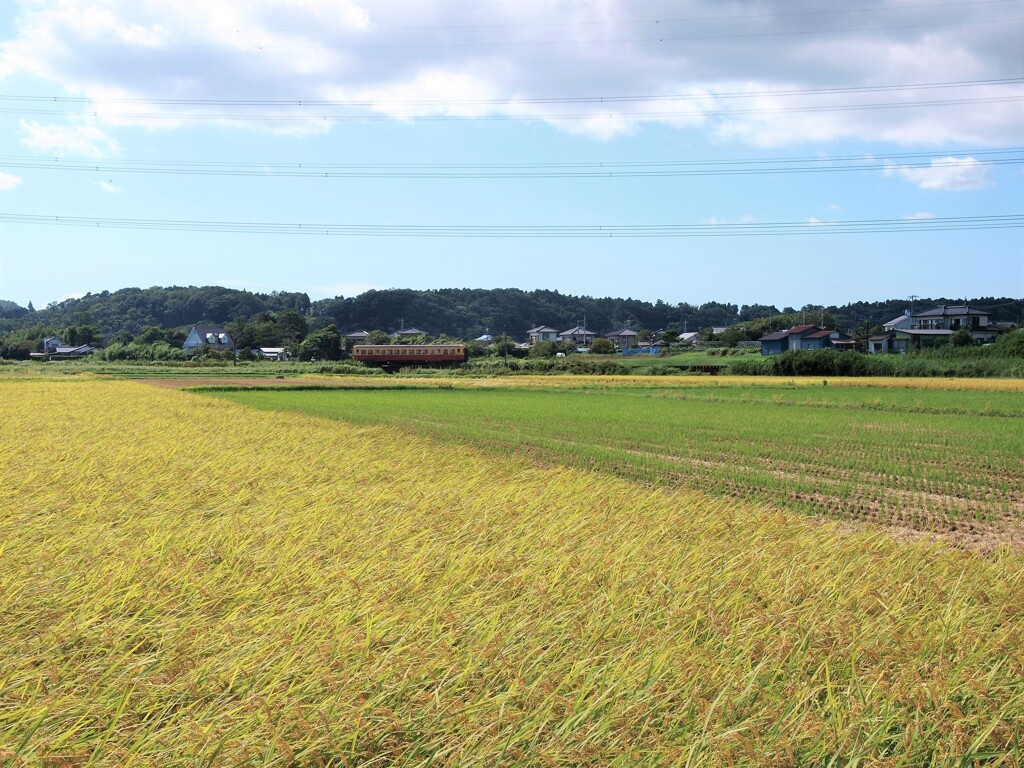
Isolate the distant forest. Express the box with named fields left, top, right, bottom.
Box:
left=1, top=286, right=1021, bottom=341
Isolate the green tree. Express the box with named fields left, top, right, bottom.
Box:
left=464, top=340, right=488, bottom=358
left=137, top=325, right=165, bottom=343
left=717, top=328, right=746, bottom=348
left=994, top=329, right=1024, bottom=356
left=492, top=334, right=517, bottom=357
left=276, top=310, right=309, bottom=345
left=367, top=329, right=391, bottom=345
left=298, top=325, right=343, bottom=361
left=529, top=340, right=557, bottom=358
left=63, top=323, right=102, bottom=346
left=590, top=337, right=616, bottom=355
left=852, top=321, right=878, bottom=353
left=951, top=328, right=974, bottom=347
left=660, top=328, right=679, bottom=345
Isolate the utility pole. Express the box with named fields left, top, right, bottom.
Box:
left=908, top=295, right=919, bottom=318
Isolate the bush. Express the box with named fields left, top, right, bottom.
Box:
left=994, top=329, right=1024, bottom=357
left=756, top=348, right=1021, bottom=378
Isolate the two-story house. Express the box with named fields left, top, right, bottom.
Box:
left=871, top=305, right=1002, bottom=353
left=558, top=325, right=597, bottom=347
left=183, top=326, right=235, bottom=355
left=605, top=328, right=639, bottom=350
left=526, top=325, right=560, bottom=345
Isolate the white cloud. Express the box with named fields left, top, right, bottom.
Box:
left=20, top=121, right=121, bottom=158
left=0, top=1, right=1021, bottom=145
left=885, top=157, right=995, bottom=191
left=902, top=211, right=935, bottom=220
left=94, top=179, right=122, bottom=193
left=706, top=214, right=756, bottom=226
left=0, top=172, right=23, bottom=190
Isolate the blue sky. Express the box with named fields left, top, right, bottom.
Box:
left=0, top=0, right=1021, bottom=311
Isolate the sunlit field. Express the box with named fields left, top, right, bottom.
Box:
left=212, top=378, right=1024, bottom=552
left=3, top=380, right=1023, bottom=766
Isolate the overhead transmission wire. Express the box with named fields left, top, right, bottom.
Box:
left=52, top=14, right=1024, bottom=50
left=2, top=148, right=1021, bottom=180
left=123, top=0, right=1023, bottom=34
left=3, top=77, right=1018, bottom=107
left=1, top=213, right=1020, bottom=237
left=3, top=95, right=1019, bottom=123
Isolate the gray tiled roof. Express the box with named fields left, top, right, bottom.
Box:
left=915, top=305, right=988, bottom=317
left=560, top=326, right=595, bottom=336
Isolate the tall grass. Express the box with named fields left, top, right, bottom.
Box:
left=2, top=381, right=1023, bottom=765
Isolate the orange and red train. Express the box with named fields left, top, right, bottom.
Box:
left=352, top=344, right=466, bottom=371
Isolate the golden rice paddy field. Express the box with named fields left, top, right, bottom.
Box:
left=2, top=379, right=1024, bottom=766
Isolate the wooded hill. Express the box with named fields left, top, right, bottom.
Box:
left=1, top=286, right=1021, bottom=341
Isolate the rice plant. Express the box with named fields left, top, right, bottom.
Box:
left=2, top=381, right=1022, bottom=766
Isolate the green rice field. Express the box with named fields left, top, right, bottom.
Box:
left=210, top=378, right=1024, bottom=551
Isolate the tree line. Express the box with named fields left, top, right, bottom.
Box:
left=1, top=285, right=1021, bottom=358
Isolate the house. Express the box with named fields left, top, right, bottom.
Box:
left=758, top=325, right=851, bottom=355
left=526, top=325, right=560, bottom=344
left=883, top=314, right=913, bottom=332
left=912, top=304, right=990, bottom=330
left=758, top=325, right=817, bottom=355
left=252, top=347, right=289, bottom=361
left=30, top=343, right=96, bottom=360
left=344, top=330, right=371, bottom=343
left=558, top=325, right=597, bottom=346
left=605, top=328, right=638, bottom=350
left=392, top=326, right=426, bottom=340
left=678, top=332, right=699, bottom=344
left=800, top=329, right=853, bottom=351
left=872, top=305, right=1004, bottom=352
left=868, top=332, right=906, bottom=355
left=475, top=334, right=494, bottom=344
left=911, top=305, right=1001, bottom=343
left=42, top=335, right=64, bottom=352
left=183, top=326, right=235, bottom=354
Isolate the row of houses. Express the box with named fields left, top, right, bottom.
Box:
left=758, top=305, right=1012, bottom=356
left=81, top=304, right=1017, bottom=360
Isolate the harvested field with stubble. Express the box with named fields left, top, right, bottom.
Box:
left=3, top=380, right=1024, bottom=766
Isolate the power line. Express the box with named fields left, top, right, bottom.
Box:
left=96, top=0, right=1021, bottom=34
left=3, top=78, right=1018, bottom=108
left=4, top=95, right=1019, bottom=123
left=2, top=213, right=1020, bottom=237
left=3, top=149, right=1021, bottom=180
left=50, top=14, right=1024, bottom=50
